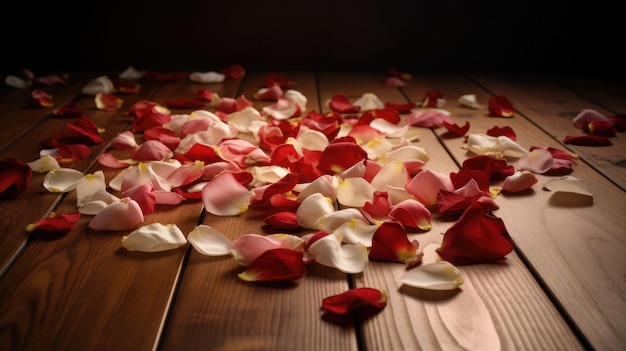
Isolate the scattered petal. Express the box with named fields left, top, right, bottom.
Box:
left=88, top=197, right=144, bottom=231
left=0, top=158, right=32, bottom=199
left=122, top=223, right=187, bottom=252
left=400, top=261, right=463, bottom=290
left=25, top=212, right=81, bottom=233
left=321, top=287, right=387, bottom=315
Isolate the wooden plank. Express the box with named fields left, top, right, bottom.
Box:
left=468, top=73, right=626, bottom=191
left=0, top=77, right=161, bottom=274
left=159, top=71, right=358, bottom=351
left=316, top=72, right=583, bottom=350
left=556, top=76, right=626, bottom=117
left=0, top=71, right=103, bottom=152
left=402, top=73, right=626, bottom=351
left=0, top=73, right=242, bottom=350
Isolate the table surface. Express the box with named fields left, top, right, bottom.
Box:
left=0, top=69, right=624, bottom=351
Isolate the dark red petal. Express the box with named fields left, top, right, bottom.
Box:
left=488, top=95, right=515, bottom=117
left=563, top=135, right=613, bottom=146
left=264, top=212, right=301, bottom=230
left=221, top=64, right=246, bottom=80
left=443, top=121, right=470, bottom=136
left=328, top=94, right=360, bottom=113
left=317, top=141, right=368, bottom=174
left=239, top=248, right=306, bottom=282
left=437, top=202, right=513, bottom=265
left=587, top=120, right=617, bottom=137
left=321, top=287, right=387, bottom=315
left=164, top=98, right=205, bottom=109
left=369, top=221, right=418, bottom=264
left=27, top=212, right=81, bottom=233
left=0, top=158, right=32, bottom=199
left=486, top=125, right=516, bottom=140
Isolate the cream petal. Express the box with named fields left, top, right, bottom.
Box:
left=187, top=224, right=233, bottom=256
left=465, top=133, right=528, bottom=158
left=82, top=75, right=115, bottom=95
left=320, top=208, right=369, bottom=232
left=307, top=233, right=368, bottom=274
left=370, top=160, right=408, bottom=190
left=284, top=89, right=308, bottom=111
left=336, top=177, right=376, bottom=208
left=118, top=66, right=145, bottom=80
left=43, top=168, right=85, bottom=192
left=122, top=223, right=187, bottom=252
left=27, top=155, right=60, bottom=172
left=400, top=261, right=463, bottom=290
left=5, top=75, right=30, bottom=89
left=79, top=200, right=113, bottom=215
left=189, top=71, right=225, bottom=83
left=227, top=106, right=263, bottom=133
left=76, top=170, right=107, bottom=206
left=296, top=129, right=329, bottom=151
left=295, top=175, right=339, bottom=202
left=88, top=197, right=144, bottom=231
left=458, top=94, right=482, bottom=109
left=370, top=118, right=410, bottom=138
left=353, top=92, right=385, bottom=111
left=543, top=176, right=593, bottom=206
left=335, top=219, right=378, bottom=247
left=262, top=98, right=298, bottom=120
left=296, top=192, right=336, bottom=230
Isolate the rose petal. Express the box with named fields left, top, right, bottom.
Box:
left=122, top=223, right=187, bottom=252
left=400, top=261, right=463, bottom=290
left=88, top=197, right=144, bottom=231
left=187, top=224, right=234, bottom=256
left=321, top=287, right=387, bottom=315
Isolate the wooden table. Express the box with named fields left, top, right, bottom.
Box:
left=0, top=69, right=624, bottom=351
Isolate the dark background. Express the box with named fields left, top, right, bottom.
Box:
left=2, top=0, right=624, bottom=80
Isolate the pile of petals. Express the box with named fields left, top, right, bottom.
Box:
left=21, top=71, right=600, bottom=318
left=564, top=108, right=623, bottom=146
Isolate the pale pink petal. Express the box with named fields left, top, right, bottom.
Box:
left=383, top=76, right=407, bottom=88
left=370, top=118, right=410, bottom=138
left=407, top=108, right=453, bottom=128
left=347, top=124, right=383, bottom=144
left=110, top=130, right=139, bottom=150
left=187, top=224, right=234, bottom=256
left=167, top=160, right=204, bottom=187
left=97, top=153, right=136, bottom=168
left=572, top=109, right=612, bottom=129
left=501, top=170, right=538, bottom=192
left=202, top=161, right=243, bottom=179
left=120, top=162, right=172, bottom=192
left=406, top=169, right=454, bottom=207
left=43, top=168, right=84, bottom=192
left=122, top=223, right=187, bottom=252
left=153, top=190, right=186, bottom=205
left=307, top=232, right=369, bottom=274
left=132, top=140, right=173, bottom=161
left=296, top=192, right=336, bottom=230
left=88, top=197, right=144, bottom=231
left=254, top=83, right=283, bottom=100
left=516, top=148, right=553, bottom=174
left=202, top=171, right=251, bottom=216
left=337, top=177, right=376, bottom=208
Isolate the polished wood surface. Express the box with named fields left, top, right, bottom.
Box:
left=0, top=70, right=624, bottom=351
